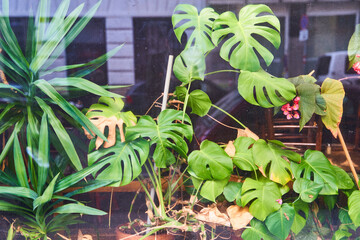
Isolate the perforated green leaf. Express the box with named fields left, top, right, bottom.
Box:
left=126, top=109, right=193, bottom=168
left=242, top=219, right=277, bottom=240
left=253, top=139, right=300, bottom=185
left=291, top=150, right=338, bottom=195
left=232, top=137, right=257, bottom=171
left=188, top=140, right=233, bottom=180
left=88, top=138, right=149, bottom=187
left=212, top=4, right=280, bottom=71
left=173, top=47, right=206, bottom=84
left=293, top=178, right=323, bottom=203
left=265, top=203, right=295, bottom=240
left=172, top=4, right=218, bottom=53
left=241, top=177, right=282, bottom=221
left=238, top=69, right=296, bottom=108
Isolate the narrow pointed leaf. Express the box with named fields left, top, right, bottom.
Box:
left=50, top=203, right=107, bottom=216
left=0, top=186, right=37, bottom=199
left=13, top=135, right=29, bottom=188
left=35, top=97, right=82, bottom=170
left=44, top=0, right=70, bottom=40
left=30, top=3, right=84, bottom=73
left=33, top=174, right=59, bottom=210
left=0, top=118, right=24, bottom=165
left=37, top=114, right=50, bottom=194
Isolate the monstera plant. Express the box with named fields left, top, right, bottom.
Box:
left=77, top=3, right=360, bottom=240
left=0, top=0, right=126, bottom=238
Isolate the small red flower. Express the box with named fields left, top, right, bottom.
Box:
left=276, top=199, right=283, bottom=205
left=353, top=62, right=360, bottom=74
left=293, top=111, right=300, bottom=119
left=286, top=114, right=293, bottom=120
left=281, top=97, right=300, bottom=120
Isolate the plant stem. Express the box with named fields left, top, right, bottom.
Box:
left=191, top=180, right=203, bottom=210
left=182, top=82, right=192, bottom=123
left=211, top=104, right=247, bottom=129
left=205, top=69, right=240, bottom=76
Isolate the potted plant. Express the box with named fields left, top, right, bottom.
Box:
left=0, top=0, right=126, bottom=238
left=82, top=3, right=360, bottom=240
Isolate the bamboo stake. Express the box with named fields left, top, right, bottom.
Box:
left=338, top=128, right=360, bottom=190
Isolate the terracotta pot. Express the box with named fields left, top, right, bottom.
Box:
left=115, top=225, right=174, bottom=240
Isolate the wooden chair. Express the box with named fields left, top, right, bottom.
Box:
left=264, top=109, right=323, bottom=152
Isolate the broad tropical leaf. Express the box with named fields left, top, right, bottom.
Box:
left=126, top=109, right=193, bottom=168
left=252, top=139, right=300, bottom=185
left=85, top=97, right=137, bottom=149
left=175, top=87, right=212, bottom=117
left=212, top=4, right=280, bottom=71
left=196, top=177, right=229, bottom=202
left=188, top=140, right=233, bottom=180
left=172, top=4, right=218, bottom=53
left=241, top=178, right=282, bottom=221
left=321, top=78, right=345, bottom=138
left=348, top=190, right=360, bottom=226
left=88, top=138, right=149, bottom=187
left=242, top=219, right=277, bottom=240
left=293, top=178, right=323, bottom=203
left=331, top=165, right=354, bottom=190
left=291, top=199, right=309, bottom=235
left=223, top=181, right=242, bottom=206
left=291, top=150, right=338, bottom=195
left=348, top=24, right=360, bottom=68
left=265, top=203, right=295, bottom=240
left=173, top=47, right=206, bottom=83
left=232, top=137, right=257, bottom=171
left=238, top=69, right=296, bottom=108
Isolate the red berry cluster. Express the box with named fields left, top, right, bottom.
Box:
left=281, top=97, right=300, bottom=120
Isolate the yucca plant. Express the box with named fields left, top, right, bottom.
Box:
left=0, top=0, right=124, bottom=238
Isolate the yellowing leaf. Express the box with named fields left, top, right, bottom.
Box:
left=225, top=141, right=236, bottom=157
left=226, top=205, right=253, bottom=230
left=196, top=204, right=230, bottom=228
left=84, top=97, right=136, bottom=149
left=321, top=78, right=345, bottom=138
left=237, top=128, right=259, bottom=140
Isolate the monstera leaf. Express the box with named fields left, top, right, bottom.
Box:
left=293, top=178, right=323, bottom=203
left=321, top=78, right=345, bottom=138
left=88, top=138, right=149, bottom=187
left=232, top=137, right=258, bottom=172
left=212, top=4, right=280, bottom=71
left=188, top=140, right=233, bottom=180
left=173, top=47, right=206, bottom=83
left=242, top=219, right=277, bottom=240
left=331, top=165, right=354, bottom=190
left=349, top=190, right=360, bottom=227
left=175, top=86, right=212, bottom=117
left=265, top=203, right=295, bottom=240
left=192, top=176, right=229, bottom=202
left=223, top=181, right=242, bottom=206
left=238, top=69, right=296, bottom=108
left=291, top=199, right=310, bottom=235
left=172, top=4, right=218, bottom=53
left=348, top=24, right=360, bottom=68
left=85, top=97, right=137, bottom=149
left=126, top=109, right=193, bottom=168
left=252, top=139, right=301, bottom=185
left=241, top=177, right=282, bottom=221
left=291, top=150, right=338, bottom=195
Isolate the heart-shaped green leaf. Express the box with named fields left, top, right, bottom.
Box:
left=238, top=69, right=296, bottom=108
left=321, top=78, right=345, bottom=138
left=232, top=137, right=257, bottom=171
left=223, top=181, right=242, bottom=206
left=126, top=109, right=193, bottom=168
left=173, top=47, right=206, bottom=84
left=253, top=139, right=300, bottom=185
left=192, top=177, right=229, bottom=202
left=291, top=150, right=338, bottom=195
left=172, top=4, right=218, bottom=53
left=242, top=218, right=277, bottom=240
left=293, top=178, right=323, bottom=203
left=331, top=165, right=354, bottom=190
left=212, top=4, right=280, bottom=71
left=175, top=87, right=212, bottom=117
left=349, top=190, right=360, bottom=227
left=291, top=199, right=309, bottom=235
left=348, top=24, right=360, bottom=68
left=265, top=203, right=295, bottom=240
left=188, top=140, right=233, bottom=180
left=88, top=138, right=149, bottom=187
left=241, top=177, right=282, bottom=221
